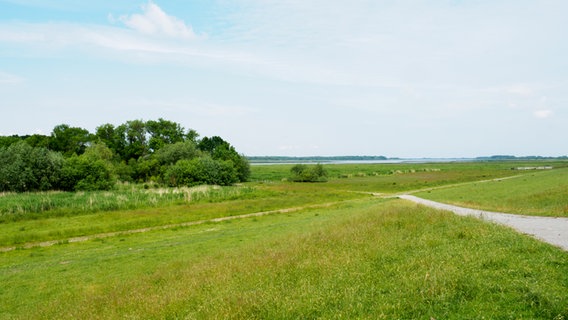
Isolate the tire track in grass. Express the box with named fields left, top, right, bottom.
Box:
left=0, top=202, right=344, bottom=253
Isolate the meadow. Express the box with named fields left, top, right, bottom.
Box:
left=1, top=160, right=567, bottom=319
left=416, top=166, right=568, bottom=217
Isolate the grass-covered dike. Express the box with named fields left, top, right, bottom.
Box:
left=1, top=161, right=568, bottom=319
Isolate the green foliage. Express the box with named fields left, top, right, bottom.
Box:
left=0, top=135, right=21, bottom=148
left=3, top=162, right=568, bottom=318
left=198, top=135, right=250, bottom=182
left=0, top=119, right=250, bottom=191
left=165, top=157, right=238, bottom=187
left=0, top=142, right=63, bottom=192
left=24, top=134, right=50, bottom=148
left=49, top=124, right=92, bottom=156
left=117, top=120, right=148, bottom=161
left=146, top=118, right=186, bottom=152
left=59, top=144, right=116, bottom=191
left=290, top=163, right=328, bottom=182
left=155, top=141, right=200, bottom=165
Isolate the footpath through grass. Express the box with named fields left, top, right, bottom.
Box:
left=417, top=167, right=568, bottom=217
left=1, top=160, right=568, bottom=319
left=2, top=199, right=568, bottom=319
left=0, top=161, right=538, bottom=248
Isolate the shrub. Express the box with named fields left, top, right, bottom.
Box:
left=164, top=157, right=239, bottom=187
left=290, top=164, right=328, bottom=182
left=0, top=142, right=64, bottom=192
left=60, top=156, right=115, bottom=191
left=59, top=144, right=116, bottom=191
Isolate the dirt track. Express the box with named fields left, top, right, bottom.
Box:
left=399, top=194, right=568, bottom=252
left=0, top=202, right=338, bottom=253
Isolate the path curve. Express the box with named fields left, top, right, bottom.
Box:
left=399, top=194, right=568, bottom=251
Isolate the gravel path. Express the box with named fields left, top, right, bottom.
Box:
left=399, top=194, right=568, bottom=251
left=4, top=193, right=567, bottom=253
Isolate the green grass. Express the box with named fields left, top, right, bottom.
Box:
left=0, top=184, right=264, bottom=223
left=417, top=167, right=568, bottom=216
left=1, top=161, right=561, bottom=223
left=2, top=161, right=568, bottom=319
left=0, top=182, right=367, bottom=247
left=1, top=200, right=567, bottom=319
left=250, top=161, right=565, bottom=194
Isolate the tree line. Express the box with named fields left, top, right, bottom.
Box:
left=0, top=119, right=250, bottom=192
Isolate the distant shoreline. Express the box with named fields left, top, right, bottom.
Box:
left=247, top=155, right=568, bottom=165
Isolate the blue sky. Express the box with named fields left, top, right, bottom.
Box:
left=1, top=0, right=567, bottom=157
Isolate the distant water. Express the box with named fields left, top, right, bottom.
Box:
left=250, top=158, right=476, bottom=166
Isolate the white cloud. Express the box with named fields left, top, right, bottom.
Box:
left=0, top=71, right=24, bottom=84
left=117, top=1, right=196, bottom=40
left=505, top=84, right=535, bottom=97
left=534, top=109, right=553, bottom=119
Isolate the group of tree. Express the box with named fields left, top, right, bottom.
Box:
left=0, top=119, right=249, bottom=193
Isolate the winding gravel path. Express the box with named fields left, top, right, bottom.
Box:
left=399, top=194, right=568, bottom=251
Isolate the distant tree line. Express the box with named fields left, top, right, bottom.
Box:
left=0, top=119, right=249, bottom=192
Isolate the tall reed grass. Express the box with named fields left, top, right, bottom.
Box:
left=0, top=184, right=258, bottom=223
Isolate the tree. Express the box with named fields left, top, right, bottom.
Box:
left=146, top=118, right=186, bottom=152
left=50, top=124, right=92, bottom=156
left=24, top=134, right=50, bottom=148
left=155, top=141, right=200, bottom=165
left=116, top=120, right=147, bottom=161
left=198, top=136, right=250, bottom=182
left=59, top=144, right=116, bottom=191
left=198, top=136, right=228, bottom=154
left=0, top=142, right=64, bottom=192
left=185, top=128, right=199, bottom=143
left=95, top=123, right=125, bottom=159
left=0, top=118, right=248, bottom=190
left=0, top=135, right=23, bottom=149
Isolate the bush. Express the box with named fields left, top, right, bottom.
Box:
left=59, top=144, right=116, bottom=191
left=164, top=157, right=239, bottom=187
left=155, top=141, right=200, bottom=165
left=59, top=156, right=115, bottom=191
left=0, top=142, right=64, bottom=192
left=290, top=164, right=328, bottom=182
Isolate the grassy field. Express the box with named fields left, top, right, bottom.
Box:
left=417, top=167, right=568, bottom=217
left=1, top=161, right=568, bottom=319
left=0, top=182, right=369, bottom=248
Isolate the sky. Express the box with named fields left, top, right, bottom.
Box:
left=0, top=0, right=567, bottom=158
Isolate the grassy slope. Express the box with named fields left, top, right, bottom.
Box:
left=0, top=161, right=532, bottom=247
left=2, top=200, right=567, bottom=319
left=417, top=167, right=568, bottom=217
left=0, top=183, right=366, bottom=247
left=1, top=161, right=568, bottom=319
